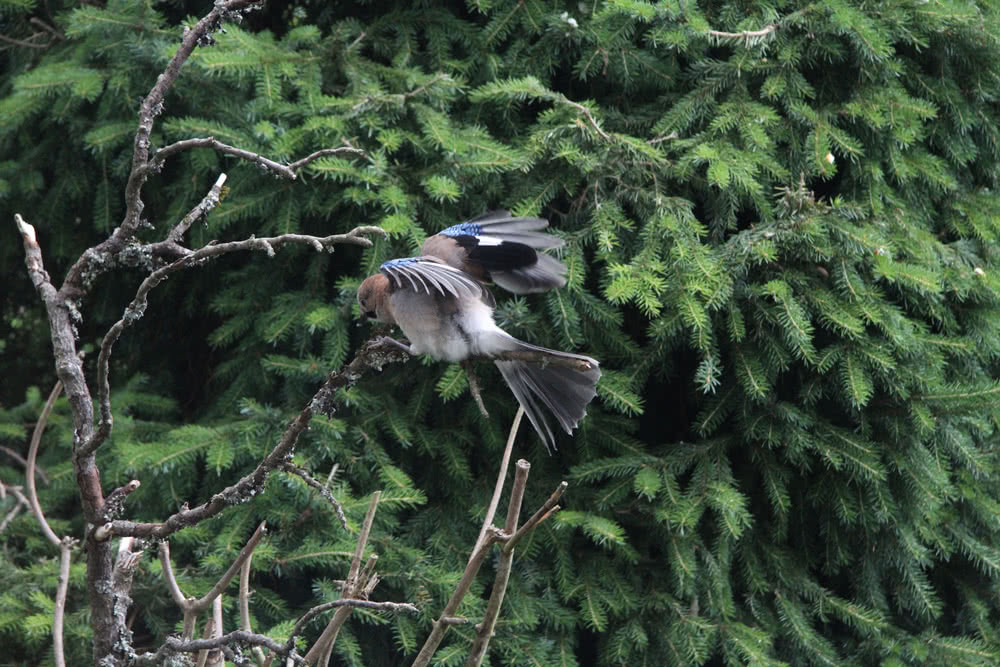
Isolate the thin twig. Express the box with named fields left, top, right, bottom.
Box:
left=26, top=381, right=63, bottom=547
left=194, top=522, right=268, bottom=612
left=466, top=460, right=531, bottom=667
left=562, top=97, right=611, bottom=141
left=53, top=538, right=74, bottom=667
left=303, top=492, right=381, bottom=665
left=239, top=547, right=267, bottom=666
left=470, top=407, right=523, bottom=561
left=0, top=489, right=26, bottom=534
left=0, top=446, right=49, bottom=483
left=281, top=462, right=348, bottom=530
left=462, top=360, right=490, bottom=419
left=29, top=17, right=64, bottom=40
left=149, top=139, right=364, bottom=181
left=0, top=32, right=52, bottom=48
left=411, top=526, right=507, bottom=667
left=286, top=598, right=418, bottom=649
left=504, top=481, right=567, bottom=554
left=168, top=173, right=228, bottom=243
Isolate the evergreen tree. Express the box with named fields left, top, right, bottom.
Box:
left=3, top=0, right=1000, bottom=665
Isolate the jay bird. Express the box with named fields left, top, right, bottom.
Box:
left=357, top=216, right=599, bottom=450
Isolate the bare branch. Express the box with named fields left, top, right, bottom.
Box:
left=119, top=1, right=259, bottom=242
left=238, top=543, right=268, bottom=666
left=462, top=360, right=490, bottom=419
left=193, top=522, right=268, bottom=612
left=0, top=31, right=52, bottom=48
left=160, top=522, right=268, bottom=617
left=168, top=172, right=228, bottom=243
left=470, top=407, right=523, bottom=561
left=26, top=381, right=63, bottom=548
left=504, top=481, right=567, bottom=554
left=411, top=526, right=507, bottom=667
left=55, top=1, right=260, bottom=297
left=285, top=598, right=418, bottom=663
left=1, top=445, right=50, bottom=485
left=29, top=17, right=65, bottom=41
left=466, top=461, right=530, bottom=667
left=383, top=334, right=597, bottom=373
left=303, top=492, right=381, bottom=665
left=287, top=146, right=367, bottom=172
left=107, top=339, right=405, bottom=539
left=281, top=462, right=348, bottom=530
left=135, top=631, right=304, bottom=666
left=159, top=541, right=190, bottom=608
left=149, top=138, right=365, bottom=181
left=84, top=225, right=385, bottom=457
left=0, top=488, right=26, bottom=534
left=53, top=538, right=74, bottom=667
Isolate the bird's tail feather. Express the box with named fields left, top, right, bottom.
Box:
left=493, top=342, right=600, bottom=451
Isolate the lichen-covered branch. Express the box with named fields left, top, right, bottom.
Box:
left=104, top=339, right=407, bottom=539
left=134, top=630, right=303, bottom=666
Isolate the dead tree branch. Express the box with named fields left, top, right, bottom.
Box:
left=470, top=407, right=524, bottom=561
left=465, top=460, right=531, bottom=666
left=25, top=381, right=63, bottom=547
left=135, top=631, right=303, bottom=666
left=303, top=491, right=381, bottom=665
left=158, top=522, right=267, bottom=640
left=103, top=339, right=406, bottom=540
left=149, top=138, right=364, bottom=180
left=281, top=461, right=348, bottom=530
left=410, top=525, right=507, bottom=667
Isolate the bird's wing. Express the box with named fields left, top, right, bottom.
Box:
left=438, top=210, right=565, bottom=250
left=380, top=256, right=486, bottom=300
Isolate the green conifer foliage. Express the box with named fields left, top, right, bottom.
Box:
left=3, top=0, right=1000, bottom=665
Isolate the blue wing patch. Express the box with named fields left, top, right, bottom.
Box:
left=439, top=222, right=483, bottom=237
